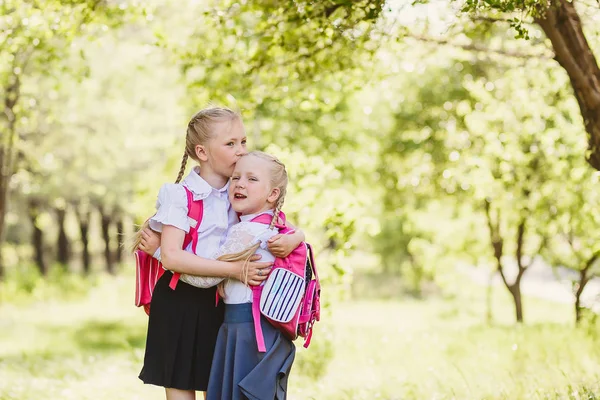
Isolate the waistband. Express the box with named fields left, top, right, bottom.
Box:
left=224, top=303, right=253, bottom=323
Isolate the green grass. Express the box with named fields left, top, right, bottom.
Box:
left=1, top=269, right=600, bottom=399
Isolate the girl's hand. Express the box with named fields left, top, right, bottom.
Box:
left=139, top=227, right=161, bottom=257
left=240, top=255, right=273, bottom=286
left=268, top=230, right=305, bottom=258
left=217, top=283, right=226, bottom=298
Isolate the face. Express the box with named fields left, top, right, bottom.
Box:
left=198, top=118, right=247, bottom=178
left=229, top=156, right=280, bottom=216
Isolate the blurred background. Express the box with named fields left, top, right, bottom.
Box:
left=2, top=0, right=600, bottom=399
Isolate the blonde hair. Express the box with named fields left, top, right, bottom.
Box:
left=130, top=107, right=241, bottom=253
left=217, top=151, right=288, bottom=285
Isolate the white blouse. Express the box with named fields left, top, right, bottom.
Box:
left=149, top=166, right=238, bottom=287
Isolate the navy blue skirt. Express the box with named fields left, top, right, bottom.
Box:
left=207, top=303, right=296, bottom=400
left=139, top=271, right=224, bottom=391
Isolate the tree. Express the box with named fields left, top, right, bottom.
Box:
left=373, top=45, right=482, bottom=295
left=464, top=0, right=600, bottom=170
left=233, top=0, right=600, bottom=170
left=371, top=32, right=588, bottom=320
left=542, top=168, right=600, bottom=324
left=0, top=0, right=129, bottom=276
left=452, top=61, right=584, bottom=322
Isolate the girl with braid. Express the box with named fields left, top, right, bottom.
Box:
left=135, top=108, right=304, bottom=400
left=205, top=151, right=296, bottom=400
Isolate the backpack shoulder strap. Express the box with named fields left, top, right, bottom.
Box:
left=183, top=186, right=204, bottom=253
left=249, top=211, right=288, bottom=353
left=306, top=243, right=320, bottom=285
left=250, top=211, right=291, bottom=233
left=169, top=186, right=203, bottom=290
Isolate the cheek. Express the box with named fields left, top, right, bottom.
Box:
left=219, top=149, right=234, bottom=162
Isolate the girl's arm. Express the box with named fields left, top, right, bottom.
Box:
left=141, top=223, right=306, bottom=259
left=267, top=226, right=306, bottom=258
left=161, top=225, right=272, bottom=285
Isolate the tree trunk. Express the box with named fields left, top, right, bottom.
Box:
left=0, top=179, right=6, bottom=279
left=485, top=202, right=529, bottom=323
left=115, top=216, right=124, bottom=264
left=509, top=284, right=524, bottom=323
left=77, top=206, right=91, bottom=275
left=55, top=206, right=70, bottom=267
left=535, top=0, right=600, bottom=170
left=0, top=75, right=21, bottom=279
left=575, top=286, right=583, bottom=323
left=28, top=199, right=47, bottom=276
left=484, top=199, right=503, bottom=324
left=510, top=219, right=530, bottom=323
left=99, top=206, right=114, bottom=274
left=486, top=270, right=494, bottom=324
left=574, top=258, right=596, bottom=324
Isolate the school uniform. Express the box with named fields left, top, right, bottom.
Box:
left=138, top=167, right=237, bottom=391
left=207, top=211, right=296, bottom=400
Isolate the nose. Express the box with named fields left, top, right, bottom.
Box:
left=235, top=143, right=245, bottom=156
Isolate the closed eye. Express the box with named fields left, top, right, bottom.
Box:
left=231, top=176, right=240, bottom=180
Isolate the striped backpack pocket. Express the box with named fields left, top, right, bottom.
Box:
left=250, top=212, right=321, bottom=353
left=260, top=268, right=306, bottom=323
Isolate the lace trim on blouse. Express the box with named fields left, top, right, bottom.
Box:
left=180, top=222, right=274, bottom=288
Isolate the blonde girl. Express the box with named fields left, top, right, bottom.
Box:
left=204, top=151, right=296, bottom=400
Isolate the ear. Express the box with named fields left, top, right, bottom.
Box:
left=195, top=144, right=208, bottom=162
left=267, top=187, right=280, bottom=204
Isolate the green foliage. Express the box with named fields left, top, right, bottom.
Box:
left=370, top=45, right=486, bottom=289
left=0, top=262, right=96, bottom=305
left=0, top=0, right=598, bottom=327
left=293, top=323, right=335, bottom=380
left=541, top=164, right=600, bottom=279
left=2, top=7, right=600, bottom=400
left=176, top=0, right=383, bottom=104
left=264, top=143, right=365, bottom=296
left=0, top=0, right=146, bottom=275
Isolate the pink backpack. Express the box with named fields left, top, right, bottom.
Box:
left=250, top=212, right=321, bottom=352
left=134, top=186, right=203, bottom=315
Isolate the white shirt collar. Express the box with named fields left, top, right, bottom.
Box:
left=182, top=166, right=230, bottom=200
left=239, top=209, right=275, bottom=223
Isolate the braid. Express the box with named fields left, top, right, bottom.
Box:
left=175, top=152, right=188, bottom=183
left=269, top=194, right=286, bottom=229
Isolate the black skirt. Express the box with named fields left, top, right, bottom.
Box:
left=139, top=270, right=225, bottom=391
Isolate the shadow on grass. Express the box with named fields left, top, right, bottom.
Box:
left=72, top=320, right=147, bottom=352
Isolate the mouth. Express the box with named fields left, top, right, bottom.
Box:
left=233, top=193, right=247, bottom=200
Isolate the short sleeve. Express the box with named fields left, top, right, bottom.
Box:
left=257, top=226, right=279, bottom=250
left=149, top=183, right=190, bottom=233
